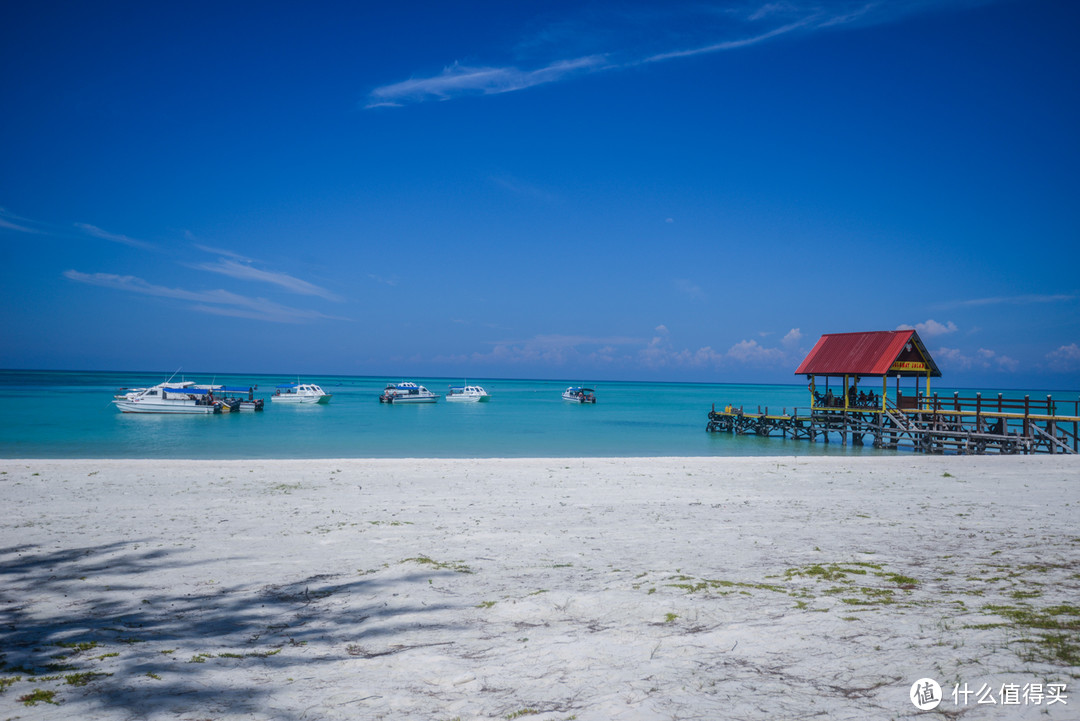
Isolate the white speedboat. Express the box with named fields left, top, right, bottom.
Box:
left=113, top=381, right=222, bottom=414
left=562, top=386, right=596, bottom=403
left=446, top=384, right=491, bottom=402
left=271, top=383, right=332, bottom=404
left=380, top=382, right=439, bottom=403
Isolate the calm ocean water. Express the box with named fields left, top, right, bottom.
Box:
left=1, top=370, right=1076, bottom=459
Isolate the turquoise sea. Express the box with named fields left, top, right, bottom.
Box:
left=1, top=370, right=1076, bottom=459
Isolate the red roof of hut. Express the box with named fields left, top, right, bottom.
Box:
left=794, top=330, right=941, bottom=377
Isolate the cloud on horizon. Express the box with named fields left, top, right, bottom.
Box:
left=935, top=346, right=1019, bottom=373
left=1046, top=343, right=1080, bottom=372
left=897, top=319, right=959, bottom=337
left=429, top=328, right=797, bottom=372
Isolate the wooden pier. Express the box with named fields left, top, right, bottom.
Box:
left=708, top=329, right=1079, bottom=455
left=707, top=392, right=1080, bottom=455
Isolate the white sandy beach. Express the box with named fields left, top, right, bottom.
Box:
left=1, top=456, right=1077, bottom=720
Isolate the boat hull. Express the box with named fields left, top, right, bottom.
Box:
left=271, top=394, right=331, bottom=404
left=113, top=400, right=219, bottom=414
left=381, top=395, right=438, bottom=404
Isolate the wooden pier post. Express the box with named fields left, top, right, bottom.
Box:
left=1047, top=396, right=1054, bottom=455
left=1024, top=395, right=1031, bottom=450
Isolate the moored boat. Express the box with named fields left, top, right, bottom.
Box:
left=213, top=386, right=264, bottom=411
left=271, top=383, right=331, bottom=404
left=113, top=381, right=222, bottom=414
left=562, top=386, right=597, bottom=403
left=380, top=382, right=439, bottom=403
left=446, top=384, right=491, bottom=402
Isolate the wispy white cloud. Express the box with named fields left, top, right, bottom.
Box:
left=366, top=1, right=998, bottom=108
left=643, top=18, right=813, bottom=63
left=939, top=293, right=1076, bottom=309
left=490, top=174, right=560, bottom=202
left=192, top=258, right=343, bottom=302
left=0, top=208, right=44, bottom=234
left=63, top=270, right=348, bottom=324
left=74, top=223, right=156, bottom=250
left=368, top=273, right=400, bottom=287
left=192, top=243, right=253, bottom=262
left=782, top=328, right=802, bottom=346
left=367, top=56, right=608, bottom=108
left=674, top=278, right=705, bottom=301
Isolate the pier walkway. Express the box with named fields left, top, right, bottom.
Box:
left=707, top=392, right=1079, bottom=454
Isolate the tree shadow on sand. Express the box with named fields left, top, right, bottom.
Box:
left=0, top=542, right=467, bottom=719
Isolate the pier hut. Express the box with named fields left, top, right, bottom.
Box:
left=707, top=329, right=1079, bottom=454
left=795, top=329, right=940, bottom=414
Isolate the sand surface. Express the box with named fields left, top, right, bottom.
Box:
left=1, top=456, right=1078, bottom=720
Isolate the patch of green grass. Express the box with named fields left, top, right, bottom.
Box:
left=65, top=671, right=111, bottom=687
left=270, top=482, right=302, bottom=494
left=879, top=573, right=919, bottom=587
left=664, top=612, right=678, bottom=623
left=506, top=710, right=538, bottom=720
left=982, top=603, right=1080, bottom=665
left=217, top=649, right=281, bottom=659
left=1, top=676, right=22, bottom=694
left=18, top=688, right=59, bottom=706
left=42, top=662, right=77, bottom=673
left=1011, top=589, right=1042, bottom=599
left=402, top=556, right=473, bottom=574
left=477, top=600, right=497, bottom=609
left=668, top=581, right=709, bottom=593
left=785, top=563, right=867, bottom=582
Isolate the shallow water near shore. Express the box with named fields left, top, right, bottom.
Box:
left=1, top=370, right=1076, bottom=459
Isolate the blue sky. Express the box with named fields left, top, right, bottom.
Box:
left=2, top=0, right=1078, bottom=387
